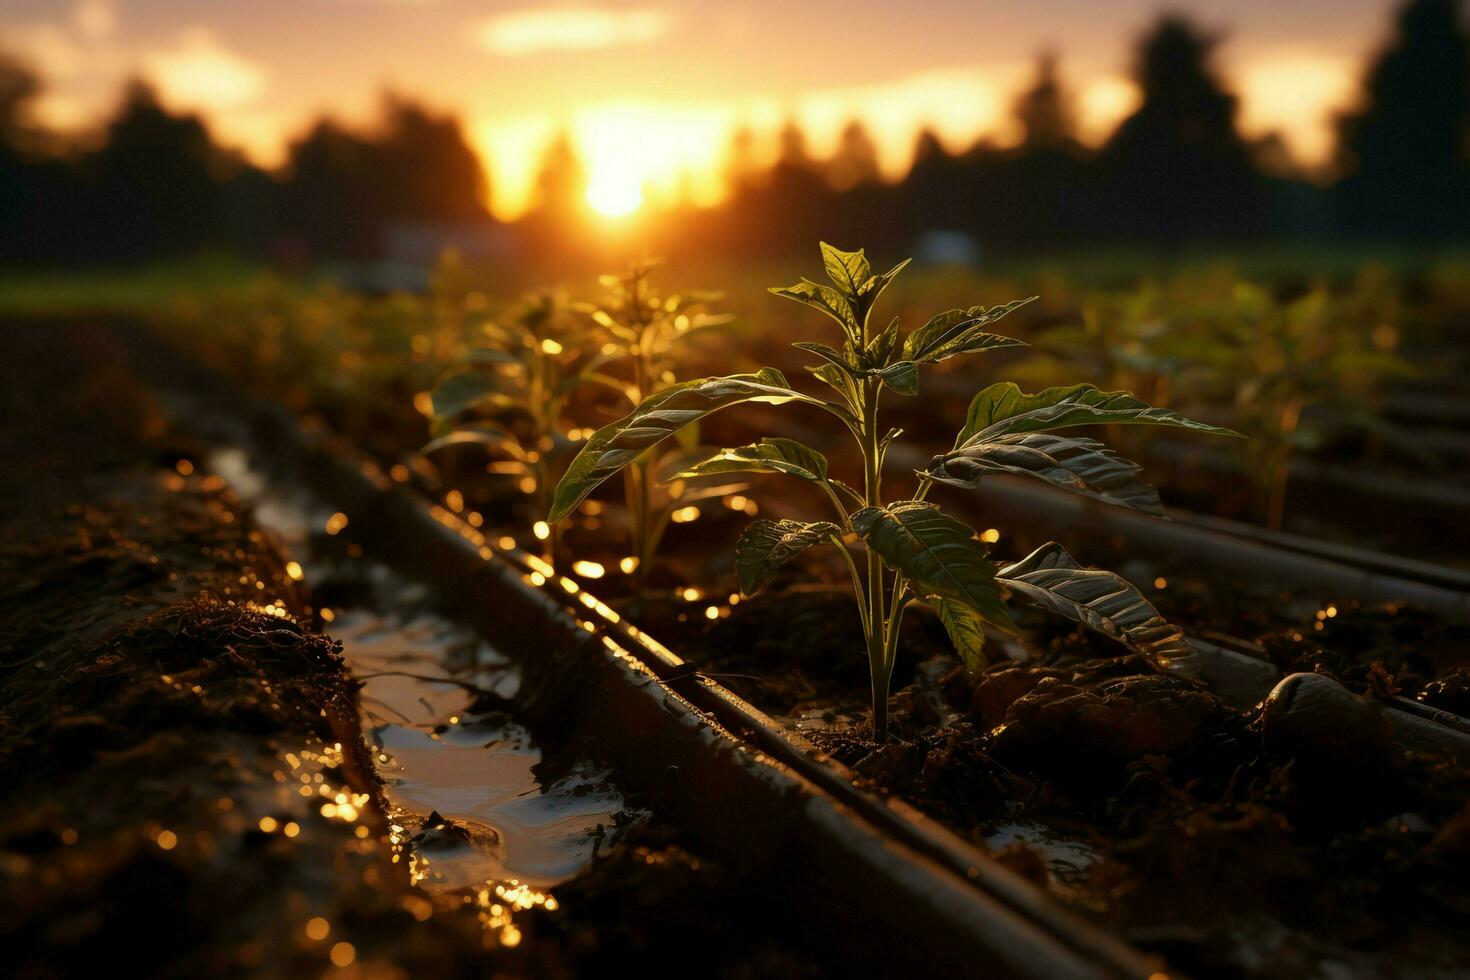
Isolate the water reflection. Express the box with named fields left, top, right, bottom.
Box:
left=207, top=446, right=638, bottom=945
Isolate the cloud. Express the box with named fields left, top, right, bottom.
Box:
left=476, top=7, right=671, bottom=57
left=143, top=29, right=267, bottom=113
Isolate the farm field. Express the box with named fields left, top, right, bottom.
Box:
left=5, top=0, right=1470, bottom=977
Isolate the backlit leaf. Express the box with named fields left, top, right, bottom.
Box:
left=876, top=360, right=919, bottom=396
left=820, top=242, right=871, bottom=299
left=864, top=316, right=901, bottom=366
left=421, top=423, right=527, bottom=461
left=925, top=432, right=1164, bottom=515
left=903, top=299, right=1034, bottom=363
left=957, top=382, right=1240, bottom=448
left=997, top=542, right=1197, bottom=677
left=735, top=519, right=841, bottom=595
left=851, top=501, right=1012, bottom=630
left=794, top=341, right=864, bottom=380
left=936, top=599, right=988, bottom=671
left=430, top=372, right=510, bottom=419
left=770, top=280, right=859, bottom=344
left=549, top=369, right=833, bottom=521
left=673, top=437, right=829, bottom=484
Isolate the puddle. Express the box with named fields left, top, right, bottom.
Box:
left=207, top=447, right=639, bottom=939
left=985, top=821, right=1104, bottom=907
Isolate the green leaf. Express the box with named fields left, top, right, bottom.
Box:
left=820, top=242, right=871, bottom=300
left=770, top=281, right=859, bottom=344
left=430, top=372, right=510, bottom=419
left=809, top=361, right=851, bottom=400
left=957, top=382, right=1241, bottom=448
left=796, top=337, right=913, bottom=394
left=925, top=433, right=1164, bottom=515
left=735, top=519, right=841, bottom=595
left=864, top=259, right=911, bottom=312
left=876, top=360, right=919, bottom=396
left=997, top=542, right=1197, bottom=677
left=851, top=501, right=1012, bottom=630
left=672, top=437, right=829, bottom=484
left=421, top=423, right=527, bottom=461
left=903, top=299, right=1034, bottom=363
left=864, top=316, right=901, bottom=367
left=924, top=330, right=1030, bottom=364
left=549, top=369, right=832, bottom=522
left=936, top=598, right=988, bottom=671
left=793, top=341, right=864, bottom=380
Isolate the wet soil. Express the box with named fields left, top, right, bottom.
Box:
left=0, top=322, right=826, bottom=978
left=135, top=310, right=1470, bottom=975
left=637, top=587, right=1470, bottom=978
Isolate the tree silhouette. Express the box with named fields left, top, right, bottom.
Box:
left=903, top=128, right=965, bottom=232
left=999, top=51, right=1094, bottom=246
left=377, top=96, right=489, bottom=222
left=518, top=132, right=591, bottom=262
left=827, top=120, right=882, bottom=190
left=1014, top=50, right=1078, bottom=154
left=776, top=120, right=812, bottom=170
left=0, top=52, right=54, bottom=262
left=0, top=52, right=41, bottom=151
left=529, top=133, right=587, bottom=223
left=280, top=95, right=491, bottom=258
left=722, top=125, right=762, bottom=194
left=1335, top=0, right=1470, bottom=238
left=84, top=81, right=243, bottom=258
left=1099, top=14, right=1269, bottom=241
left=281, top=118, right=385, bottom=257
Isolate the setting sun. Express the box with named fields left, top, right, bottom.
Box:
left=586, top=168, right=643, bottom=217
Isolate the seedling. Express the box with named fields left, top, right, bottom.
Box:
left=580, top=259, right=734, bottom=591
left=424, top=291, right=604, bottom=561
left=1173, top=281, right=1417, bottom=529
left=550, top=244, right=1239, bottom=740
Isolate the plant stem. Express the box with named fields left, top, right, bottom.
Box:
left=831, top=532, right=870, bottom=637
left=625, top=459, right=651, bottom=594
left=1266, top=398, right=1302, bottom=531
left=859, top=376, right=891, bottom=742
left=883, top=592, right=912, bottom=696
left=625, top=332, right=656, bottom=594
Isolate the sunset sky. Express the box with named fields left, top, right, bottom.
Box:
left=2, top=0, right=1399, bottom=218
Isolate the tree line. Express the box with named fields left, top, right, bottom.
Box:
left=1, top=0, right=1468, bottom=266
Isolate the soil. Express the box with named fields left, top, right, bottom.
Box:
left=634, top=586, right=1470, bottom=978
left=0, top=322, right=826, bottom=978
left=134, top=309, right=1470, bottom=975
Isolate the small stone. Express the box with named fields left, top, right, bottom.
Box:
left=1257, top=672, right=1399, bottom=777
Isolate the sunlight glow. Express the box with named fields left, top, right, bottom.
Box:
left=458, top=57, right=1340, bottom=219
left=144, top=29, right=267, bottom=113
left=477, top=8, right=671, bottom=57
left=586, top=169, right=643, bottom=217
left=1233, top=49, right=1357, bottom=168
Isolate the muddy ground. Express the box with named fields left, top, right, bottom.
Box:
left=628, top=584, right=1470, bottom=979
left=0, top=323, right=824, bottom=978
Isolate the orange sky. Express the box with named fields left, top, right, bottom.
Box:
left=2, top=1, right=1391, bottom=218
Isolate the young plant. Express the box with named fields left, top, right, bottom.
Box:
left=581, top=259, right=734, bottom=591
left=549, top=244, right=1238, bottom=741
left=423, top=291, right=605, bottom=562
left=1172, top=281, right=1417, bottom=529
left=1014, top=286, right=1182, bottom=412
